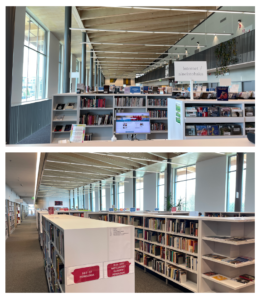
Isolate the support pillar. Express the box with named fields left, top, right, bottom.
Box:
left=63, top=6, right=71, bottom=93
left=83, top=186, right=85, bottom=209
left=69, top=190, right=71, bottom=209
left=133, top=171, right=136, bottom=207
left=113, top=177, right=116, bottom=207
left=73, top=189, right=75, bottom=209
left=89, top=49, right=93, bottom=90
left=235, top=153, right=244, bottom=212
left=90, top=184, right=93, bottom=211
left=98, top=66, right=101, bottom=87
left=94, top=59, right=98, bottom=90
left=99, top=181, right=102, bottom=211
left=81, top=32, right=86, bottom=85
left=166, top=158, right=172, bottom=209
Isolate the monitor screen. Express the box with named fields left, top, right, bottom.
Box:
left=116, top=113, right=150, bottom=134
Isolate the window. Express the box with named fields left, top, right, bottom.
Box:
left=78, top=187, right=83, bottom=209
left=118, top=182, right=125, bottom=209
left=174, top=165, right=196, bottom=211
left=227, top=154, right=247, bottom=212
left=102, top=188, right=106, bottom=211
left=136, top=177, right=144, bottom=210
left=92, top=191, right=95, bottom=212
left=22, top=12, right=47, bottom=102
left=157, top=172, right=165, bottom=211
left=75, top=60, right=80, bottom=92
left=58, top=43, right=63, bottom=93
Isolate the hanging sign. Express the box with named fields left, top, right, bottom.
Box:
left=174, top=61, right=207, bottom=81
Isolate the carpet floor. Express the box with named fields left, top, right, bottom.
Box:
left=17, top=124, right=51, bottom=144
left=6, top=216, right=187, bottom=293
left=6, top=216, right=48, bottom=293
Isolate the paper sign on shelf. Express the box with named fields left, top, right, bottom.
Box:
left=108, top=227, right=131, bottom=261
left=171, top=207, right=176, bottom=212
left=155, top=208, right=159, bottom=211
left=130, top=208, right=135, bottom=212
left=120, top=208, right=123, bottom=211
left=67, top=263, right=103, bottom=285
left=130, top=86, right=141, bottom=94
left=48, top=207, right=54, bottom=215
left=104, top=259, right=134, bottom=278
left=136, top=208, right=140, bottom=211
left=70, top=125, right=85, bottom=143
left=109, top=208, right=113, bottom=212
left=174, top=61, right=207, bottom=81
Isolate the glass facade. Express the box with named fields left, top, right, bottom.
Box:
left=136, top=177, right=144, bottom=211
left=157, top=173, right=165, bottom=211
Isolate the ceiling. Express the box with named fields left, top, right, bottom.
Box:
left=36, top=152, right=233, bottom=199
left=6, top=153, right=37, bottom=204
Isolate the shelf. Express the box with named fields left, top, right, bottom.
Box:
left=147, top=106, right=167, bottom=108
left=143, top=240, right=165, bottom=247
left=114, top=106, right=146, bottom=108
left=135, top=237, right=144, bottom=241
left=202, top=255, right=255, bottom=268
left=166, top=245, right=198, bottom=257
left=185, top=135, right=244, bottom=139
left=245, top=117, right=255, bottom=122
left=185, top=117, right=244, bottom=123
left=143, top=251, right=165, bottom=261
left=150, top=118, right=168, bottom=120
left=80, top=107, right=113, bottom=110
left=53, top=118, right=77, bottom=122
left=167, top=231, right=198, bottom=239
left=202, top=274, right=255, bottom=290
left=52, top=130, right=70, bottom=134
left=149, top=131, right=168, bottom=134
left=166, top=260, right=198, bottom=274
left=135, top=248, right=144, bottom=252
left=167, top=276, right=198, bottom=293
left=202, top=237, right=255, bottom=245
left=135, top=226, right=144, bottom=230
left=85, top=125, right=113, bottom=128
left=53, top=109, right=77, bottom=112
left=144, top=227, right=165, bottom=233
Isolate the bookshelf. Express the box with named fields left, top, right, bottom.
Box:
left=168, top=99, right=255, bottom=140
left=204, top=212, right=255, bottom=217
left=37, top=210, right=49, bottom=247
left=51, top=94, right=171, bottom=143
left=5, top=200, right=8, bottom=240
left=7, top=200, right=15, bottom=235
left=41, top=214, right=135, bottom=293
left=16, top=204, right=21, bottom=225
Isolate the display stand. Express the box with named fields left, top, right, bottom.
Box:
left=42, top=214, right=135, bottom=293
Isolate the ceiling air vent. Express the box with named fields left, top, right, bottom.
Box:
left=220, top=17, right=227, bottom=23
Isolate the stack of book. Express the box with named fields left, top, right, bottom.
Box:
left=148, top=99, right=167, bottom=106
left=166, top=249, right=185, bottom=265
left=152, top=259, right=165, bottom=274
left=166, top=219, right=198, bottom=236
left=203, top=253, right=254, bottom=265
left=166, top=265, right=187, bottom=283
left=115, top=97, right=145, bottom=107
left=144, top=218, right=165, bottom=230
left=186, top=255, right=198, bottom=271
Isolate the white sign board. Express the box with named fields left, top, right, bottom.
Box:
left=219, top=78, right=231, bottom=86
left=70, top=125, right=85, bottom=143
left=174, top=61, right=207, bottom=81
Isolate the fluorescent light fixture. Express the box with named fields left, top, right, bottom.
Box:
left=73, top=28, right=232, bottom=36
left=81, top=42, right=205, bottom=48
left=87, top=50, right=184, bottom=55
left=95, top=57, right=177, bottom=60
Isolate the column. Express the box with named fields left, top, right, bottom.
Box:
left=133, top=171, right=136, bottom=207
left=63, top=6, right=71, bottom=93
left=99, top=181, right=102, bottom=211
left=235, top=153, right=244, bottom=212
left=89, top=49, right=93, bottom=89
left=69, top=190, right=71, bottom=209
left=94, top=59, right=98, bottom=89
left=90, top=184, right=93, bottom=211
left=166, top=158, right=172, bottom=209
left=86, top=68, right=89, bottom=87
left=98, top=65, right=101, bottom=87
left=73, top=189, right=75, bottom=209
left=113, top=177, right=116, bottom=207
left=99, top=69, right=102, bottom=86
left=83, top=186, right=85, bottom=209
left=81, top=32, right=86, bottom=85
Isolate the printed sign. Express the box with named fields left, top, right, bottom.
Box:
left=70, top=125, right=85, bottom=143
left=109, top=208, right=113, bottom=212
left=176, top=103, right=181, bottom=124
left=48, top=207, right=54, bottom=215
left=175, top=61, right=207, bottom=81
left=171, top=207, right=177, bottom=212
left=68, top=264, right=103, bottom=285
left=130, top=86, right=141, bottom=94
left=120, top=208, right=123, bottom=211
left=136, top=208, right=140, bottom=211
left=113, top=208, right=117, bottom=212
left=124, top=86, right=130, bottom=94
left=155, top=208, right=159, bottom=211
left=130, top=208, right=135, bottom=212
left=107, top=261, right=131, bottom=277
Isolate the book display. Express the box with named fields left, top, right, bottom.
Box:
left=168, top=99, right=255, bottom=140
left=41, top=214, right=134, bottom=293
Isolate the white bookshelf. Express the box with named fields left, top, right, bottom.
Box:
left=41, top=214, right=134, bottom=293
left=5, top=200, right=8, bottom=240
left=168, top=99, right=255, bottom=140
left=37, top=210, right=49, bottom=247
left=204, top=212, right=255, bottom=217
left=7, top=200, right=15, bottom=235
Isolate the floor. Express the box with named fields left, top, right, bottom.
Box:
left=6, top=216, right=185, bottom=293
left=17, top=124, right=51, bottom=144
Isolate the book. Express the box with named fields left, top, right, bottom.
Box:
left=54, top=115, right=64, bottom=121
left=219, top=107, right=231, bottom=117
left=207, top=125, right=219, bottom=136
left=239, top=274, right=255, bottom=281
left=196, top=106, right=208, bottom=117
left=231, top=124, right=242, bottom=135
left=196, top=125, right=208, bottom=136
left=54, top=125, right=63, bottom=132
left=216, top=87, right=228, bottom=101
left=204, top=272, right=218, bottom=276
left=64, top=124, right=72, bottom=132
left=232, top=277, right=251, bottom=284
left=65, top=103, right=75, bottom=109
left=185, top=125, right=195, bottom=136
left=212, top=274, right=229, bottom=281
left=208, top=106, right=220, bottom=117
left=185, top=107, right=197, bottom=117
left=231, top=107, right=243, bottom=117
left=56, top=103, right=65, bottom=110
left=219, top=125, right=232, bottom=136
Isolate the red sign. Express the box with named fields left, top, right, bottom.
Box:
left=64, top=208, right=69, bottom=211
left=171, top=207, right=176, bottom=212
left=107, top=261, right=131, bottom=277
left=136, top=208, right=140, bottom=211
left=71, top=266, right=100, bottom=283
left=48, top=207, right=54, bottom=215
left=80, top=213, right=84, bottom=217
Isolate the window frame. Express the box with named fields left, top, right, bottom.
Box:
left=22, top=11, right=48, bottom=102
left=136, top=177, right=144, bottom=210
left=174, top=164, right=196, bottom=211
left=157, top=172, right=165, bottom=210
left=58, top=43, right=63, bottom=93
left=117, top=182, right=125, bottom=209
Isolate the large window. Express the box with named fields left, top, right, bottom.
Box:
left=101, top=188, right=106, bottom=211
left=136, top=177, right=144, bottom=210
left=92, top=191, right=95, bottom=212
left=118, top=182, right=125, bottom=209
left=227, top=154, right=247, bottom=212
left=157, top=172, right=165, bottom=211
left=174, top=165, right=196, bottom=211
left=58, top=43, right=63, bottom=93
left=22, top=12, right=47, bottom=102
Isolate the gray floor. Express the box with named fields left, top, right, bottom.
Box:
left=6, top=216, right=48, bottom=293
left=17, top=124, right=51, bottom=144
left=6, top=216, right=185, bottom=293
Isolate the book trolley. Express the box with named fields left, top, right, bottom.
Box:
left=41, top=214, right=134, bottom=293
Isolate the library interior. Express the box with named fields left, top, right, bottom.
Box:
left=5, top=152, right=255, bottom=293
left=6, top=6, right=255, bottom=147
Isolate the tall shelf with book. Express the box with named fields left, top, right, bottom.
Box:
left=5, top=200, right=9, bottom=239
left=41, top=214, right=135, bottom=293
left=16, top=204, right=21, bottom=225
left=8, top=200, right=15, bottom=235
left=204, top=212, right=255, bottom=217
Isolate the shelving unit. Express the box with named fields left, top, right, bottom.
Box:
left=37, top=210, right=49, bottom=247
left=51, top=94, right=171, bottom=143
left=5, top=200, right=9, bottom=240
left=204, top=212, right=255, bottom=217
left=7, top=200, right=15, bottom=235
left=168, top=99, right=255, bottom=140
left=41, top=214, right=134, bottom=293
left=16, top=204, right=21, bottom=225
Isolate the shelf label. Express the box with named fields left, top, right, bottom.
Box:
left=67, top=263, right=103, bottom=285
left=130, top=208, right=135, bottom=212
left=136, top=208, right=140, bottom=211
left=176, top=103, right=181, bottom=124
left=107, top=261, right=131, bottom=277
left=130, top=86, right=141, bottom=94
left=174, top=61, right=207, bottom=81
left=155, top=208, right=159, bottom=211
left=70, top=125, right=85, bottom=143
left=109, top=208, right=113, bottom=212
left=171, top=207, right=176, bottom=212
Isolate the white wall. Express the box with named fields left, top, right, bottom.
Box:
left=36, top=196, right=69, bottom=209
left=71, top=54, right=77, bottom=92
left=47, top=32, right=60, bottom=97
left=6, top=184, right=21, bottom=202
left=245, top=153, right=255, bottom=212
left=124, top=179, right=133, bottom=208
left=11, top=6, right=26, bottom=106
left=143, top=173, right=157, bottom=210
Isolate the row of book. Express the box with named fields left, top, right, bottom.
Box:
left=130, top=217, right=142, bottom=226
left=115, top=97, right=145, bottom=107
left=203, top=254, right=254, bottom=265
left=166, top=219, right=198, bottom=237
left=166, top=249, right=198, bottom=271
left=144, top=231, right=165, bottom=245
left=135, top=251, right=143, bottom=263
left=144, top=218, right=165, bottom=231
left=85, top=133, right=93, bottom=141
left=167, top=235, right=198, bottom=254
left=79, top=113, right=113, bottom=126
left=98, top=215, right=108, bottom=221
left=80, top=98, right=106, bottom=108
left=56, top=256, right=64, bottom=285
left=185, top=124, right=242, bottom=136
left=166, top=265, right=187, bottom=283
left=109, top=215, right=115, bottom=222
left=135, top=240, right=143, bottom=250
left=148, top=99, right=168, bottom=107
left=55, top=103, right=75, bottom=110
left=148, top=110, right=167, bottom=118
left=117, top=216, right=128, bottom=224
left=144, top=255, right=165, bottom=274
left=185, top=106, right=246, bottom=117
left=55, top=228, right=64, bottom=258
left=151, top=123, right=167, bottom=131
left=135, top=229, right=143, bottom=239
left=203, top=272, right=254, bottom=284
left=144, top=243, right=165, bottom=259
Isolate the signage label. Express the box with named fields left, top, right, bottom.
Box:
left=155, top=208, right=159, bottom=211
left=174, top=61, right=207, bottom=81
left=48, top=207, right=54, bottom=215
left=136, top=208, right=140, bottom=211
left=68, top=265, right=102, bottom=285
left=109, top=208, right=113, bottom=212
left=130, top=86, right=141, bottom=94
left=130, top=208, right=135, bottom=212
left=171, top=207, right=176, bottom=212
left=107, top=261, right=131, bottom=277
left=70, top=125, right=85, bottom=143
